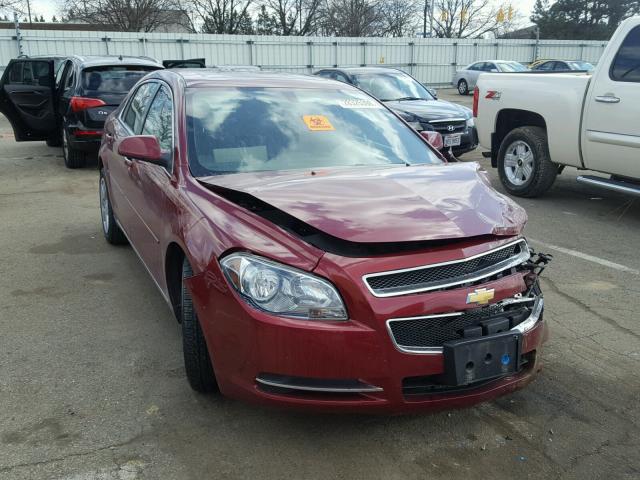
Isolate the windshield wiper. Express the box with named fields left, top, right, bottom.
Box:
left=392, top=96, right=426, bottom=101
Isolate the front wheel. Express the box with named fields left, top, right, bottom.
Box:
left=457, top=79, right=469, bottom=95
left=99, top=168, right=128, bottom=245
left=497, top=126, right=557, bottom=198
left=181, top=260, right=219, bottom=393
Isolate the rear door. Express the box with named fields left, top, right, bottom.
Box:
left=582, top=25, right=640, bottom=178
left=0, top=59, right=56, bottom=141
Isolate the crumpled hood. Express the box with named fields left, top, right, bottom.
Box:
left=198, top=163, right=526, bottom=244
left=384, top=99, right=471, bottom=122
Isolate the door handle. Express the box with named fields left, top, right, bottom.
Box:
left=595, top=95, right=620, bottom=103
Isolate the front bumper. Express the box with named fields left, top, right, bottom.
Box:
left=187, top=257, right=547, bottom=414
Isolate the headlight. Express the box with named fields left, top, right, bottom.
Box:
left=466, top=117, right=475, bottom=127
left=220, top=253, right=348, bottom=320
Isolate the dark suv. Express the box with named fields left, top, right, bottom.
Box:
left=315, top=67, right=478, bottom=158
left=0, top=55, right=162, bottom=168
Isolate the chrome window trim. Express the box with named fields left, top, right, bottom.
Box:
left=362, top=238, right=529, bottom=298
left=386, top=295, right=543, bottom=355
left=255, top=376, right=383, bottom=393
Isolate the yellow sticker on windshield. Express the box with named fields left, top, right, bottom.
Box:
left=303, top=115, right=335, bottom=131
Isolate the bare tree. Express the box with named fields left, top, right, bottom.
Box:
left=431, top=0, right=514, bottom=38
left=192, top=0, right=255, bottom=33
left=263, top=0, right=322, bottom=35
left=379, top=0, right=419, bottom=36
left=62, top=0, right=191, bottom=32
left=318, top=0, right=383, bottom=36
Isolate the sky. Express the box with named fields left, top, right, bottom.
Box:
left=26, top=0, right=541, bottom=25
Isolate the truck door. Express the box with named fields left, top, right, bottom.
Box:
left=0, top=59, right=56, bottom=141
left=582, top=24, right=640, bottom=178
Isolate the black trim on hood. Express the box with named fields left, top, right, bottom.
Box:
left=200, top=182, right=492, bottom=257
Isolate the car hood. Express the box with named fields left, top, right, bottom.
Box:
left=198, top=163, right=526, bottom=244
left=384, top=99, right=471, bottom=122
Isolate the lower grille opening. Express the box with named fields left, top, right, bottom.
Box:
left=256, top=373, right=382, bottom=398
left=402, top=350, right=536, bottom=397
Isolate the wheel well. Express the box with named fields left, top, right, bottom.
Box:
left=492, top=109, right=547, bottom=167
left=165, top=242, right=186, bottom=322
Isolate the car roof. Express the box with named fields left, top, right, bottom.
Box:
left=68, top=55, right=162, bottom=68
left=152, top=69, right=349, bottom=89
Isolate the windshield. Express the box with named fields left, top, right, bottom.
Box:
left=567, top=61, right=594, bottom=71
left=498, top=62, right=527, bottom=72
left=82, top=66, right=158, bottom=94
left=187, top=87, right=442, bottom=176
left=350, top=72, right=435, bottom=102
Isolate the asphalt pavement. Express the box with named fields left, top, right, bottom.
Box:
left=1, top=92, right=639, bottom=480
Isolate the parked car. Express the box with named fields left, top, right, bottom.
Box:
left=475, top=16, right=640, bottom=197
left=315, top=67, right=478, bottom=158
left=0, top=55, right=162, bottom=168
left=452, top=61, right=527, bottom=95
left=530, top=60, right=594, bottom=72
left=163, top=58, right=206, bottom=68
left=98, top=69, right=549, bottom=413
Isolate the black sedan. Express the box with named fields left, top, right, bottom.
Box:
left=314, top=67, right=478, bottom=158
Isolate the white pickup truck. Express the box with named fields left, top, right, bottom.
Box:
left=475, top=17, right=640, bottom=197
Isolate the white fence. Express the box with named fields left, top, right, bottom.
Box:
left=0, top=28, right=609, bottom=86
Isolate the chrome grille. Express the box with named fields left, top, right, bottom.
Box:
left=363, top=239, right=529, bottom=297
left=387, top=296, right=542, bottom=353
left=428, top=119, right=467, bottom=133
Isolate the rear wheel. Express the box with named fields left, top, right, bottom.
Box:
left=63, top=127, right=86, bottom=169
left=99, top=168, right=128, bottom=245
left=181, top=260, right=219, bottom=393
left=497, top=126, right=557, bottom=197
left=458, top=79, right=469, bottom=95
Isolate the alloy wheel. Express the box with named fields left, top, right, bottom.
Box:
left=503, top=140, right=534, bottom=186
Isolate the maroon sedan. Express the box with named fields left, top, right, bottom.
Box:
left=98, top=70, right=549, bottom=413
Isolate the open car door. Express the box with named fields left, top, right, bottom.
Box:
left=162, top=58, right=206, bottom=68
left=0, top=58, right=56, bottom=141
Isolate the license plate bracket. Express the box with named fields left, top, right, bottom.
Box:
left=444, top=134, right=462, bottom=147
left=442, top=332, right=521, bottom=386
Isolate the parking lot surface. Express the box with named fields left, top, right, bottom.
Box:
left=1, top=92, right=639, bottom=479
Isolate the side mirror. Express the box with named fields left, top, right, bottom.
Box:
left=118, top=135, right=163, bottom=164
left=427, top=87, right=438, bottom=99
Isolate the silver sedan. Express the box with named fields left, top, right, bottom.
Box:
left=452, top=60, right=527, bottom=95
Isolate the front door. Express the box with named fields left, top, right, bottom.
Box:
left=0, top=59, right=56, bottom=141
left=582, top=25, right=640, bottom=179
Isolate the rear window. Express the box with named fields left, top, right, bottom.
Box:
left=82, top=66, right=157, bottom=94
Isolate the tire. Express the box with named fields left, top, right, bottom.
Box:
left=457, top=79, right=469, bottom=95
left=497, top=126, right=557, bottom=198
left=181, top=260, right=219, bottom=393
left=63, top=127, right=86, bottom=169
left=99, top=168, right=128, bottom=245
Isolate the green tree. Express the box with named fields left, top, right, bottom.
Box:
left=255, top=5, right=280, bottom=34
left=531, top=0, right=640, bottom=40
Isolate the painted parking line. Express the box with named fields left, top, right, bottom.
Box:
left=528, top=238, right=639, bottom=275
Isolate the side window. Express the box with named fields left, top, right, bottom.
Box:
left=18, top=61, right=51, bottom=86
left=317, top=71, right=331, bottom=78
left=141, top=86, right=173, bottom=168
left=7, top=61, right=23, bottom=83
left=123, top=82, right=158, bottom=134
left=553, top=62, right=567, bottom=71
left=537, top=62, right=553, bottom=71
left=485, top=63, right=497, bottom=72
left=55, top=61, right=67, bottom=88
left=333, top=73, right=349, bottom=83
left=610, top=25, right=640, bottom=82
left=468, top=63, right=480, bottom=71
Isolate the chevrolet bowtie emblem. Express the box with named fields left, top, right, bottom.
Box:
left=466, top=288, right=495, bottom=305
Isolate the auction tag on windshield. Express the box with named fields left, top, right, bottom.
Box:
left=339, top=98, right=381, bottom=109
left=303, top=115, right=335, bottom=131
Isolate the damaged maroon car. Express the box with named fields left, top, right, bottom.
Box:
left=98, top=70, right=549, bottom=413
